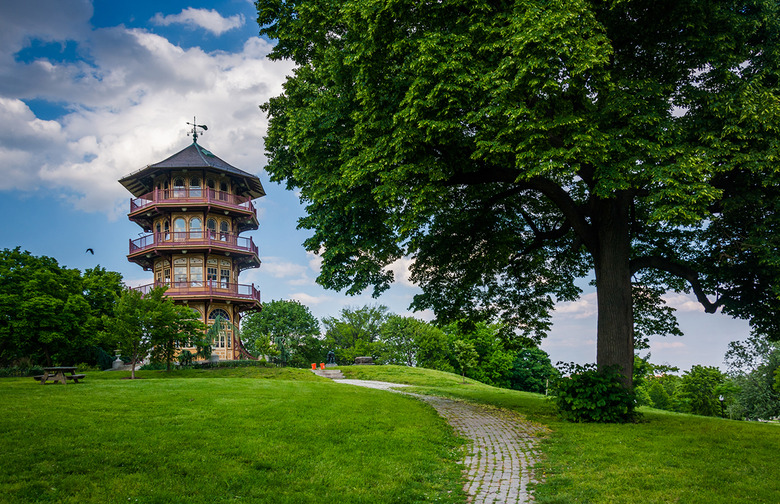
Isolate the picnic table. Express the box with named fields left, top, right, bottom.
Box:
left=33, top=367, right=85, bottom=385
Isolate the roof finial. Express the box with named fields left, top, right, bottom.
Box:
left=187, top=117, right=208, bottom=143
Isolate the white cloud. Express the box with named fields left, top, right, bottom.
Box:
left=662, top=292, right=705, bottom=313
left=307, top=250, right=323, bottom=274
left=553, top=292, right=598, bottom=319
left=289, top=292, right=332, bottom=306
left=261, top=257, right=307, bottom=279
left=151, top=8, right=245, bottom=36
left=384, top=257, right=416, bottom=288
left=0, top=14, right=295, bottom=218
left=651, top=341, right=686, bottom=350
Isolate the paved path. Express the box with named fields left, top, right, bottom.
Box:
left=333, top=379, right=546, bottom=503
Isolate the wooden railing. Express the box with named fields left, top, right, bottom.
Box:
left=134, top=281, right=261, bottom=303
left=129, top=231, right=258, bottom=256
left=129, top=188, right=256, bottom=215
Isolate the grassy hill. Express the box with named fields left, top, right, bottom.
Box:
left=2, top=366, right=778, bottom=503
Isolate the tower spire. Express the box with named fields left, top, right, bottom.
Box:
left=187, top=117, right=208, bottom=143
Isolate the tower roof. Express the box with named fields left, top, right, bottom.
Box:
left=119, top=142, right=265, bottom=199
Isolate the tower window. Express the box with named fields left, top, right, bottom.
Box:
left=173, top=178, right=185, bottom=197
left=220, top=221, right=230, bottom=241
left=190, top=177, right=201, bottom=197
left=190, top=217, right=202, bottom=239
left=173, top=218, right=186, bottom=240
left=207, top=218, right=217, bottom=238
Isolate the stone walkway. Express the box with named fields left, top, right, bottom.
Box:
left=333, top=379, right=547, bottom=503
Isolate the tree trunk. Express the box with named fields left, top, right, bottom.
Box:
left=592, top=193, right=634, bottom=387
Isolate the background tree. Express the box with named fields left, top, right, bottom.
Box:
left=509, top=347, right=557, bottom=394
left=0, top=248, right=93, bottom=366
left=378, top=315, right=436, bottom=366
left=452, top=339, right=479, bottom=384
left=149, top=300, right=206, bottom=372
left=678, top=366, right=729, bottom=417
left=107, top=287, right=151, bottom=379
left=322, top=305, right=388, bottom=364
left=258, top=0, right=780, bottom=387
left=443, top=322, right=515, bottom=388
left=241, top=300, right=320, bottom=366
left=724, top=335, right=780, bottom=420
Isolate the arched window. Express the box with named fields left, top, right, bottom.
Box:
left=190, top=177, right=201, bottom=197
left=209, top=309, right=230, bottom=321
left=190, top=217, right=202, bottom=239
left=173, top=218, right=186, bottom=241
left=207, top=218, right=217, bottom=239
left=208, top=309, right=231, bottom=348
left=219, top=220, right=229, bottom=242
left=164, top=220, right=170, bottom=241
left=219, top=181, right=228, bottom=201
left=173, top=177, right=185, bottom=197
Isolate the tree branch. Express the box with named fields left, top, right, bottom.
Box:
left=630, top=255, right=724, bottom=313
left=445, top=170, right=596, bottom=252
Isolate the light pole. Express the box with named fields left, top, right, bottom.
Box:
left=719, top=395, right=725, bottom=418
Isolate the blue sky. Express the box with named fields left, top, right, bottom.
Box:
left=0, top=0, right=752, bottom=371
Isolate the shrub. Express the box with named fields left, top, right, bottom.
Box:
left=552, top=363, right=638, bottom=423
left=0, top=365, right=44, bottom=378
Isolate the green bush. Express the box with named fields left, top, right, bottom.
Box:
left=552, top=363, right=638, bottom=423
left=192, top=359, right=273, bottom=369
left=0, top=365, right=44, bottom=378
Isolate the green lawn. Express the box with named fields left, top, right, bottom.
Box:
left=2, top=366, right=779, bottom=504
left=0, top=369, right=463, bottom=504
left=342, top=365, right=780, bottom=504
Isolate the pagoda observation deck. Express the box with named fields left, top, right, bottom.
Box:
left=118, top=128, right=265, bottom=361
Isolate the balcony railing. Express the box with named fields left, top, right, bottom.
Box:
left=134, top=281, right=261, bottom=304
left=129, top=231, right=258, bottom=256
left=130, top=188, right=256, bottom=215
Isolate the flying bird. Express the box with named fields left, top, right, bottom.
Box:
left=86, top=248, right=94, bottom=255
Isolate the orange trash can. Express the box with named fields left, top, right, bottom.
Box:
left=320, top=363, right=325, bottom=370
left=311, top=363, right=316, bottom=370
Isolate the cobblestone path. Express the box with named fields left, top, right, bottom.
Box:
left=334, top=379, right=547, bottom=503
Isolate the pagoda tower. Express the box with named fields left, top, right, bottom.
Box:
left=118, top=125, right=264, bottom=360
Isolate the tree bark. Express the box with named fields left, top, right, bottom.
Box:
left=592, top=193, right=634, bottom=387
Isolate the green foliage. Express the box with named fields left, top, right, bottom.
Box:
left=105, top=286, right=205, bottom=378
left=452, top=340, right=479, bottom=384
left=678, top=365, right=728, bottom=417
left=241, top=300, right=320, bottom=366
left=0, top=248, right=122, bottom=367
left=509, top=348, right=557, bottom=394
left=442, top=322, right=516, bottom=388
left=552, top=364, right=638, bottom=423
left=323, top=305, right=388, bottom=364
left=177, top=350, right=195, bottom=367
left=724, top=335, right=780, bottom=419
left=378, top=315, right=446, bottom=367
left=258, top=0, right=780, bottom=386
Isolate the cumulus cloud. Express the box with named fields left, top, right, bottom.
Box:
left=662, top=292, right=705, bottom=313
left=150, top=8, right=245, bottom=36
left=0, top=7, right=295, bottom=218
left=384, top=257, right=416, bottom=288
left=289, top=292, right=331, bottom=306
left=553, top=292, right=598, bottom=319
left=651, top=341, right=686, bottom=350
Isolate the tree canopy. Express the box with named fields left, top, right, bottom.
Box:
left=0, top=248, right=123, bottom=367
left=259, top=0, right=780, bottom=384
left=241, top=299, right=321, bottom=365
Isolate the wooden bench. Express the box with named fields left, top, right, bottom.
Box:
left=32, top=375, right=45, bottom=381
left=66, top=374, right=86, bottom=383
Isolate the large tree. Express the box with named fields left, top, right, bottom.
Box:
left=241, top=299, right=320, bottom=365
left=258, top=0, right=780, bottom=385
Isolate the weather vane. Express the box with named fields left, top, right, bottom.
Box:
left=187, top=117, right=208, bottom=143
